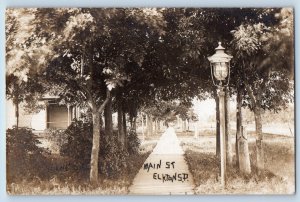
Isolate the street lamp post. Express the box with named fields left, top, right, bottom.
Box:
left=208, top=42, right=233, bottom=187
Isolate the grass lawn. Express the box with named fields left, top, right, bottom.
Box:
left=180, top=131, right=295, bottom=194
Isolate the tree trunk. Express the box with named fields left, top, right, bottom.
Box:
left=153, top=118, right=156, bottom=135
left=154, top=119, right=158, bottom=135
left=215, top=92, right=220, bottom=158
left=145, top=113, right=148, bottom=136
left=147, top=114, right=153, bottom=136
left=158, top=120, right=161, bottom=132
left=238, top=126, right=251, bottom=174
left=245, top=83, right=264, bottom=173
left=123, top=111, right=127, bottom=135
left=182, top=119, right=186, bottom=132
left=179, top=117, right=182, bottom=131
left=129, top=115, right=133, bottom=130
left=118, top=104, right=125, bottom=147
left=122, top=111, right=127, bottom=149
left=104, top=97, right=113, bottom=135
left=236, top=89, right=243, bottom=168
left=89, top=89, right=111, bottom=183
left=225, top=89, right=233, bottom=166
left=15, top=101, right=19, bottom=129
left=90, top=110, right=101, bottom=183
left=132, top=117, right=137, bottom=132
left=141, top=113, right=145, bottom=140
left=254, top=105, right=264, bottom=172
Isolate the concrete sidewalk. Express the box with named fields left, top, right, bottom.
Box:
left=129, top=127, right=195, bottom=195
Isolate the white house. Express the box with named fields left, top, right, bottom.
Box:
left=6, top=97, right=81, bottom=131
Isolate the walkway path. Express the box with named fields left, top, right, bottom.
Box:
left=129, top=127, right=195, bottom=195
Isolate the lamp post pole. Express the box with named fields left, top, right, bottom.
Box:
left=208, top=42, right=232, bottom=188
left=218, top=86, right=226, bottom=187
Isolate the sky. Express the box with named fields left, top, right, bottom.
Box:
left=192, top=98, right=215, bottom=121
left=192, top=97, right=237, bottom=122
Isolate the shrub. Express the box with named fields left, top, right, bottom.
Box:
left=60, top=120, right=130, bottom=179
left=99, top=133, right=128, bottom=178
left=60, top=121, right=93, bottom=171
left=127, top=130, right=140, bottom=155
left=6, top=127, right=49, bottom=182
left=44, top=128, right=66, bottom=154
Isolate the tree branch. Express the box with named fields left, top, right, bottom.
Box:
left=241, top=60, right=257, bottom=109
left=245, top=81, right=257, bottom=107
left=98, top=88, right=111, bottom=113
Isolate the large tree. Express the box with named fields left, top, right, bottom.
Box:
left=230, top=8, right=294, bottom=171
left=6, top=9, right=48, bottom=129
left=6, top=8, right=166, bottom=183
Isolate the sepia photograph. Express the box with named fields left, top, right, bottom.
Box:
left=5, top=7, right=294, bottom=195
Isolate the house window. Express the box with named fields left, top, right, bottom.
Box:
left=47, top=104, right=69, bottom=129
